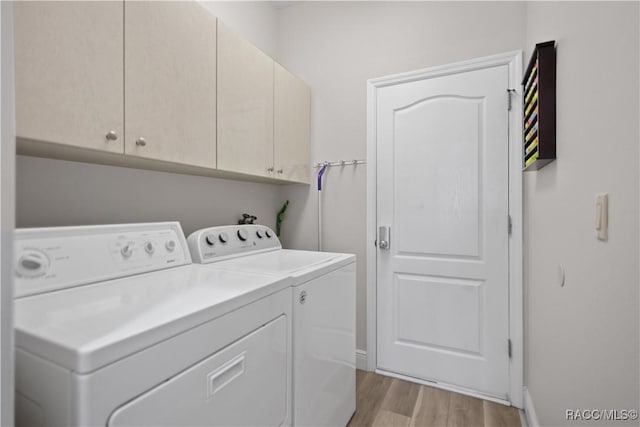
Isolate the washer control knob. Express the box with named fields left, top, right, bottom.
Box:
left=165, top=240, right=176, bottom=252
left=16, top=249, right=50, bottom=278
left=256, top=229, right=264, bottom=239
left=121, top=244, right=133, bottom=258
left=205, top=234, right=216, bottom=246
left=237, top=229, right=249, bottom=241
left=265, top=229, right=273, bottom=238
left=144, top=241, right=154, bottom=255
left=218, top=232, right=229, bottom=244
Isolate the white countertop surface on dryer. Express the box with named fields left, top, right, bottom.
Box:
left=14, top=264, right=291, bottom=374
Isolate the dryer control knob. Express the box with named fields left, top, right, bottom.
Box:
left=256, top=230, right=264, bottom=239
left=144, top=241, right=154, bottom=255
left=218, top=232, right=229, bottom=244
left=237, top=229, right=249, bottom=241
left=16, top=249, right=50, bottom=278
left=265, top=229, right=273, bottom=238
left=165, top=240, right=176, bottom=251
left=121, top=244, right=133, bottom=258
left=205, top=234, right=216, bottom=246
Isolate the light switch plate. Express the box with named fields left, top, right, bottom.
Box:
left=595, top=193, right=608, bottom=241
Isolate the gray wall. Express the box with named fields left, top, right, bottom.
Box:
left=16, top=2, right=285, bottom=236
left=524, top=2, right=639, bottom=425
left=276, top=1, right=527, bottom=352
left=199, top=1, right=278, bottom=58
left=16, top=156, right=286, bottom=236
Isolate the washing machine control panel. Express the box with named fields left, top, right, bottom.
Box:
left=14, top=222, right=191, bottom=298
left=187, top=225, right=281, bottom=263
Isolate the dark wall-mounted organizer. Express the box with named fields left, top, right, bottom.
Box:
left=522, top=40, right=556, bottom=171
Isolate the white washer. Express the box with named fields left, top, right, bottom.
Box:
left=187, top=224, right=356, bottom=427
left=14, top=222, right=292, bottom=426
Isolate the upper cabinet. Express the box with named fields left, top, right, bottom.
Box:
left=15, top=1, right=124, bottom=153
left=217, top=23, right=275, bottom=178
left=124, top=1, right=217, bottom=169
left=15, top=1, right=310, bottom=185
left=274, top=64, right=311, bottom=184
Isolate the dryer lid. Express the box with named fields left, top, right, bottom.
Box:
left=15, top=265, right=290, bottom=373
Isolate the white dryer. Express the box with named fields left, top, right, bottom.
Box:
left=187, top=225, right=356, bottom=427
left=14, top=222, right=292, bottom=426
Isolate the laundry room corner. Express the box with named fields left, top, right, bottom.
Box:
left=275, top=0, right=527, bottom=368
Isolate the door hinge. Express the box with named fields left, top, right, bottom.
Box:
left=508, top=215, right=512, bottom=235
left=508, top=339, right=512, bottom=358
left=507, top=88, right=516, bottom=111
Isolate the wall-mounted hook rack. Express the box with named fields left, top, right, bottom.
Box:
left=313, top=159, right=366, bottom=168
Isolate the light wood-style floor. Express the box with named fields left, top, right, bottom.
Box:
left=347, top=370, right=521, bottom=427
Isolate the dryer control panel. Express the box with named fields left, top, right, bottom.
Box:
left=14, top=222, right=191, bottom=298
left=187, top=225, right=281, bottom=263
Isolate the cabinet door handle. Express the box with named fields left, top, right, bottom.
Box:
left=267, top=167, right=274, bottom=172
left=276, top=169, right=283, bottom=174
left=136, top=137, right=146, bottom=147
left=105, top=130, right=118, bottom=141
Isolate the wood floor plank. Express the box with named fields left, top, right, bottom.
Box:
left=372, top=410, right=411, bottom=427
left=350, top=371, right=514, bottom=427
left=483, top=400, right=521, bottom=427
left=356, top=369, right=368, bottom=391
left=447, top=393, right=484, bottom=427
left=380, top=378, right=421, bottom=417
left=348, top=371, right=394, bottom=426
left=410, top=385, right=451, bottom=427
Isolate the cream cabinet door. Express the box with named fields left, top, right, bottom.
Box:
left=124, top=1, right=217, bottom=168
left=217, top=23, right=274, bottom=178
left=274, top=64, right=311, bottom=184
left=15, top=1, right=124, bottom=153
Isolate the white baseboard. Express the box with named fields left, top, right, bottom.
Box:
left=523, top=387, right=539, bottom=427
left=355, top=349, right=368, bottom=371
left=519, top=409, right=529, bottom=427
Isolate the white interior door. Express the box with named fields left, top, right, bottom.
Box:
left=376, top=64, right=510, bottom=398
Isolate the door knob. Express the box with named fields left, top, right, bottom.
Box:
left=136, top=137, right=146, bottom=147
left=378, top=226, right=390, bottom=250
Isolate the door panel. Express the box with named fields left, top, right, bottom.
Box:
left=124, top=1, right=217, bottom=168
left=15, top=1, right=124, bottom=153
left=395, top=96, right=482, bottom=258
left=109, top=315, right=288, bottom=426
left=395, top=274, right=483, bottom=355
left=377, top=65, right=509, bottom=398
left=274, top=63, right=311, bottom=183
left=217, top=23, right=274, bottom=178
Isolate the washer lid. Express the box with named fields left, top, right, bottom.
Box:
left=214, top=249, right=355, bottom=282
left=14, top=265, right=290, bottom=374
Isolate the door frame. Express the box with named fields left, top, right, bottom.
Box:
left=365, top=51, right=524, bottom=408
left=0, top=1, right=16, bottom=424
